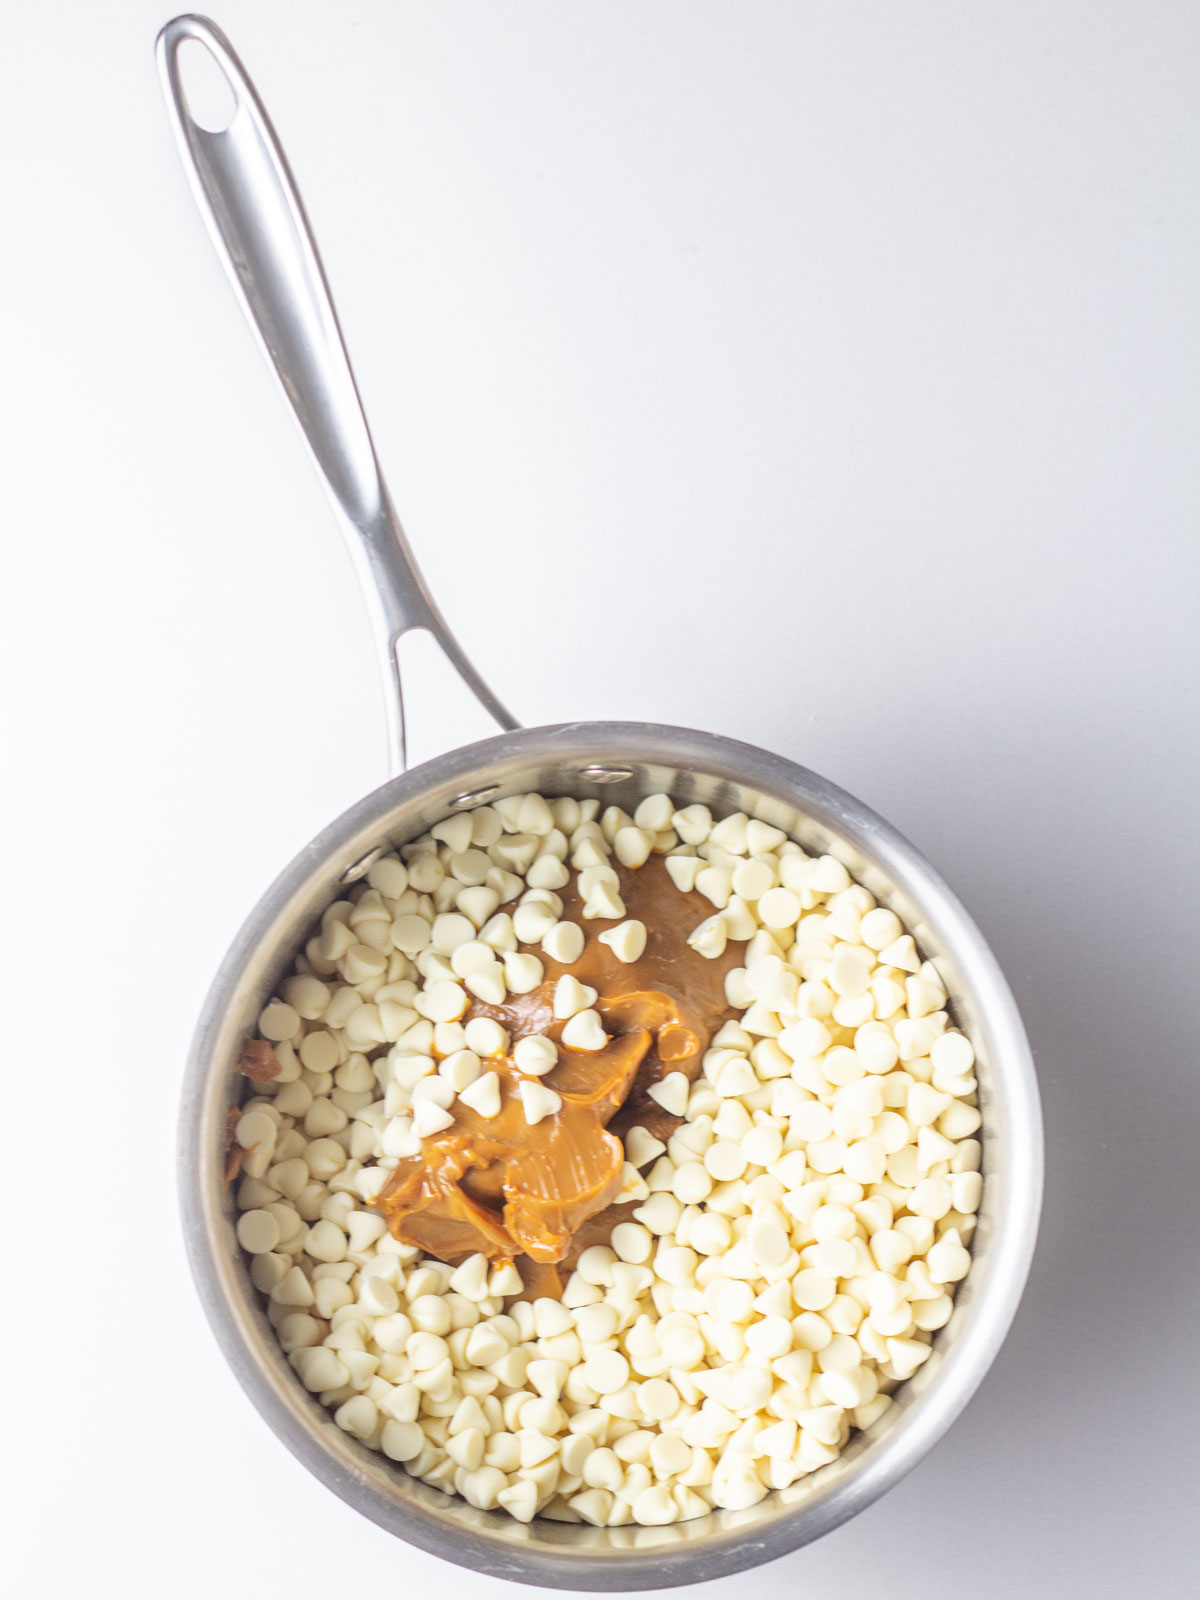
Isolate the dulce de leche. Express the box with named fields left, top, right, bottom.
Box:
left=376, top=857, right=743, bottom=1284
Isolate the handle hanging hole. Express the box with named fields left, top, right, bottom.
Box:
left=177, top=37, right=238, bottom=132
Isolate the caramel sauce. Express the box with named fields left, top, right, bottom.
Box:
left=376, top=856, right=743, bottom=1288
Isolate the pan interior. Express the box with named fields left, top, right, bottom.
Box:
left=183, top=723, right=1037, bottom=1590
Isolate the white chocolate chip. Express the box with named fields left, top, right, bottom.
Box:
left=463, top=1017, right=508, bottom=1056
left=634, top=794, right=674, bottom=831
left=449, top=939, right=498, bottom=978
left=504, top=952, right=544, bottom=993
left=236, top=1209, right=280, bottom=1254
left=664, top=855, right=703, bottom=893
left=930, top=1030, right=976, bottom=1075
left=465, top=966, right=508, bottom=1005
left=582, top=879, right=626, bottom=921
left=457, top=1070, right=501, bottom=1119
left=614, top=827, right=654, bottom=868
left=624, top=1125, right=666, bottom=1166
left=439, top=1049, right=482, bottom=1091
left=519, top=1080, right=563, bottom=1126
left=417, top=980, right=470, bottom=1023
left=513, top=1033, right=558, bottom=1076
left=541, top=919, right=586, bottom=963
left=709, top=812, right=749, bottom=853
left=598, top=919, right=648, bottom=963
left=583, top=1349, right=630, bottom=1395
left=561, top=1009, right=608, bottom=1051
left=878, top=934, right=920, bottom=972
left=479, top=911, right=517, bottom=952
left=412, top=1075, right=454, bottom=1109
left=512, top=899, right=558, bottom=943
left=686, top=914, right=728, bottom=960
left=695, top=866, right=733, bottom=909
left=411, top=1099, right=455, bottom=1138
left=647, top=1072, right=689, bottom=1116
left=757, top=887, right=801, bottom=930
left=671, top=805, right=712, bottom=845
left=553, top=974, right=599, bottom=1019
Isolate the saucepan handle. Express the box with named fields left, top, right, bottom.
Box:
left=157, top=13, right=519, bottom=773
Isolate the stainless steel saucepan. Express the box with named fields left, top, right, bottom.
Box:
left=159, top=15, right=1042, bottom=1589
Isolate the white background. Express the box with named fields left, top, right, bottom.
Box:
left=4, top=3, right=1197, bottom=1596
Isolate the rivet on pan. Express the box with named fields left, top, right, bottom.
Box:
left=339, top=846, right=383, bottom=885
left=450, top=785, right=499, bottom=809
left=578, top=765, right=634, bottom=784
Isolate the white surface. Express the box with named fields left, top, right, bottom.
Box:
left=4, top=3, right=1197, bottom=1595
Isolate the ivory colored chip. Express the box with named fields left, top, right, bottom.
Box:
left=633, top=794, right=673, bottom=832
left=878, top=934, right=920, bottom=972
left=647, top=1072, right=689, bottom=1116
left=561, top=1009, right=608, bottom=1051
left=664, top=855, right=702, bottom=893
left=858, top=907, right=901, bottom=950
left=449, top=939, right=498, bottom=979
left=439, top=1049, right=482, bottom=1091
left=624, top=1125, right=666, bottom=1166
left=542, top=920, right=586, bottom=964
left=464, top=1017, right=508, bottom=1056
left=704, top=1141, right=747, bottom=1182
left=758, top=887, right=801, bottom=929
left=792, top=1269, right=837, bottom=1311
left=512, top=1033, right=558, bottom=1077
left=411, top=1099, right=455, bottom=1138
left=732, top=857, right=776, bottom=901
left=598, top=919, right=648, bottom=963
left=672, top=805, right=712, bottom=845
left=235, top=1108, right=276, bottom=1154
left=617, top=1162, right=650, bottom=1202
left=829, top=951, right=872, bottom=998
left=527, top=853, right=570, bottom=891
left=419, top=980, right=470, bottom=1022
left=671, top=1162, right=712, bottom=1205
left=614, top=826, right=654, bottom=868
left=520, top=1080, right=563, bottom=1126
left=748, top=1219, right=789, bottom=1268
left=236, top=1209, right=280, bottom=1254
left=457, top=1070, right=501, bottom=1119
left=695, top=866, right=733, bottom=910
left=927, top=1231, right=972, bottom=1284
left=582, top=880, right=626, bottom=920
left=515, top=900, right=560, bottom=944
left=457, top=884, right=501, bottom=927
left=479, top=911, right=517, bottom=952
left=431, top=912, right=475, bottom=956
left=553, top=974, right=598, bottom=1019
left=583, top=1349, right=630, bottom=1395
left=504, top=952, right=544, bottom=993
left=687, top=914, right=728, bottom=960
left=930, top=1030, right=976, bottom=1076
left=391, top=913, right=433, bottom=955
left=412, top=1074, right=454, bottom=1109
left=258, top=1001, right=300, bottom=1042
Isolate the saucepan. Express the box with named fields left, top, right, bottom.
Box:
left=159, top=14, right=1042, bottom=1589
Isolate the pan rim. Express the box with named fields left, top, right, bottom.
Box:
left=180, top=719, right=1042, bottom=1589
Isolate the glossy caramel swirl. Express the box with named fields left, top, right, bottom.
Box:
left=376, top=856, right=742, bottom=1284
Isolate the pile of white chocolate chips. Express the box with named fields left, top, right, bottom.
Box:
left=231, top=793, right=982, bottom=1527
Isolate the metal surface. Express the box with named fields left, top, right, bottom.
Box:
left=160, top=16, right=1042, bottom=1590
left=180, top=727, right=1041, bottom=1590
left=156, top=14, right=518, bottom=774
